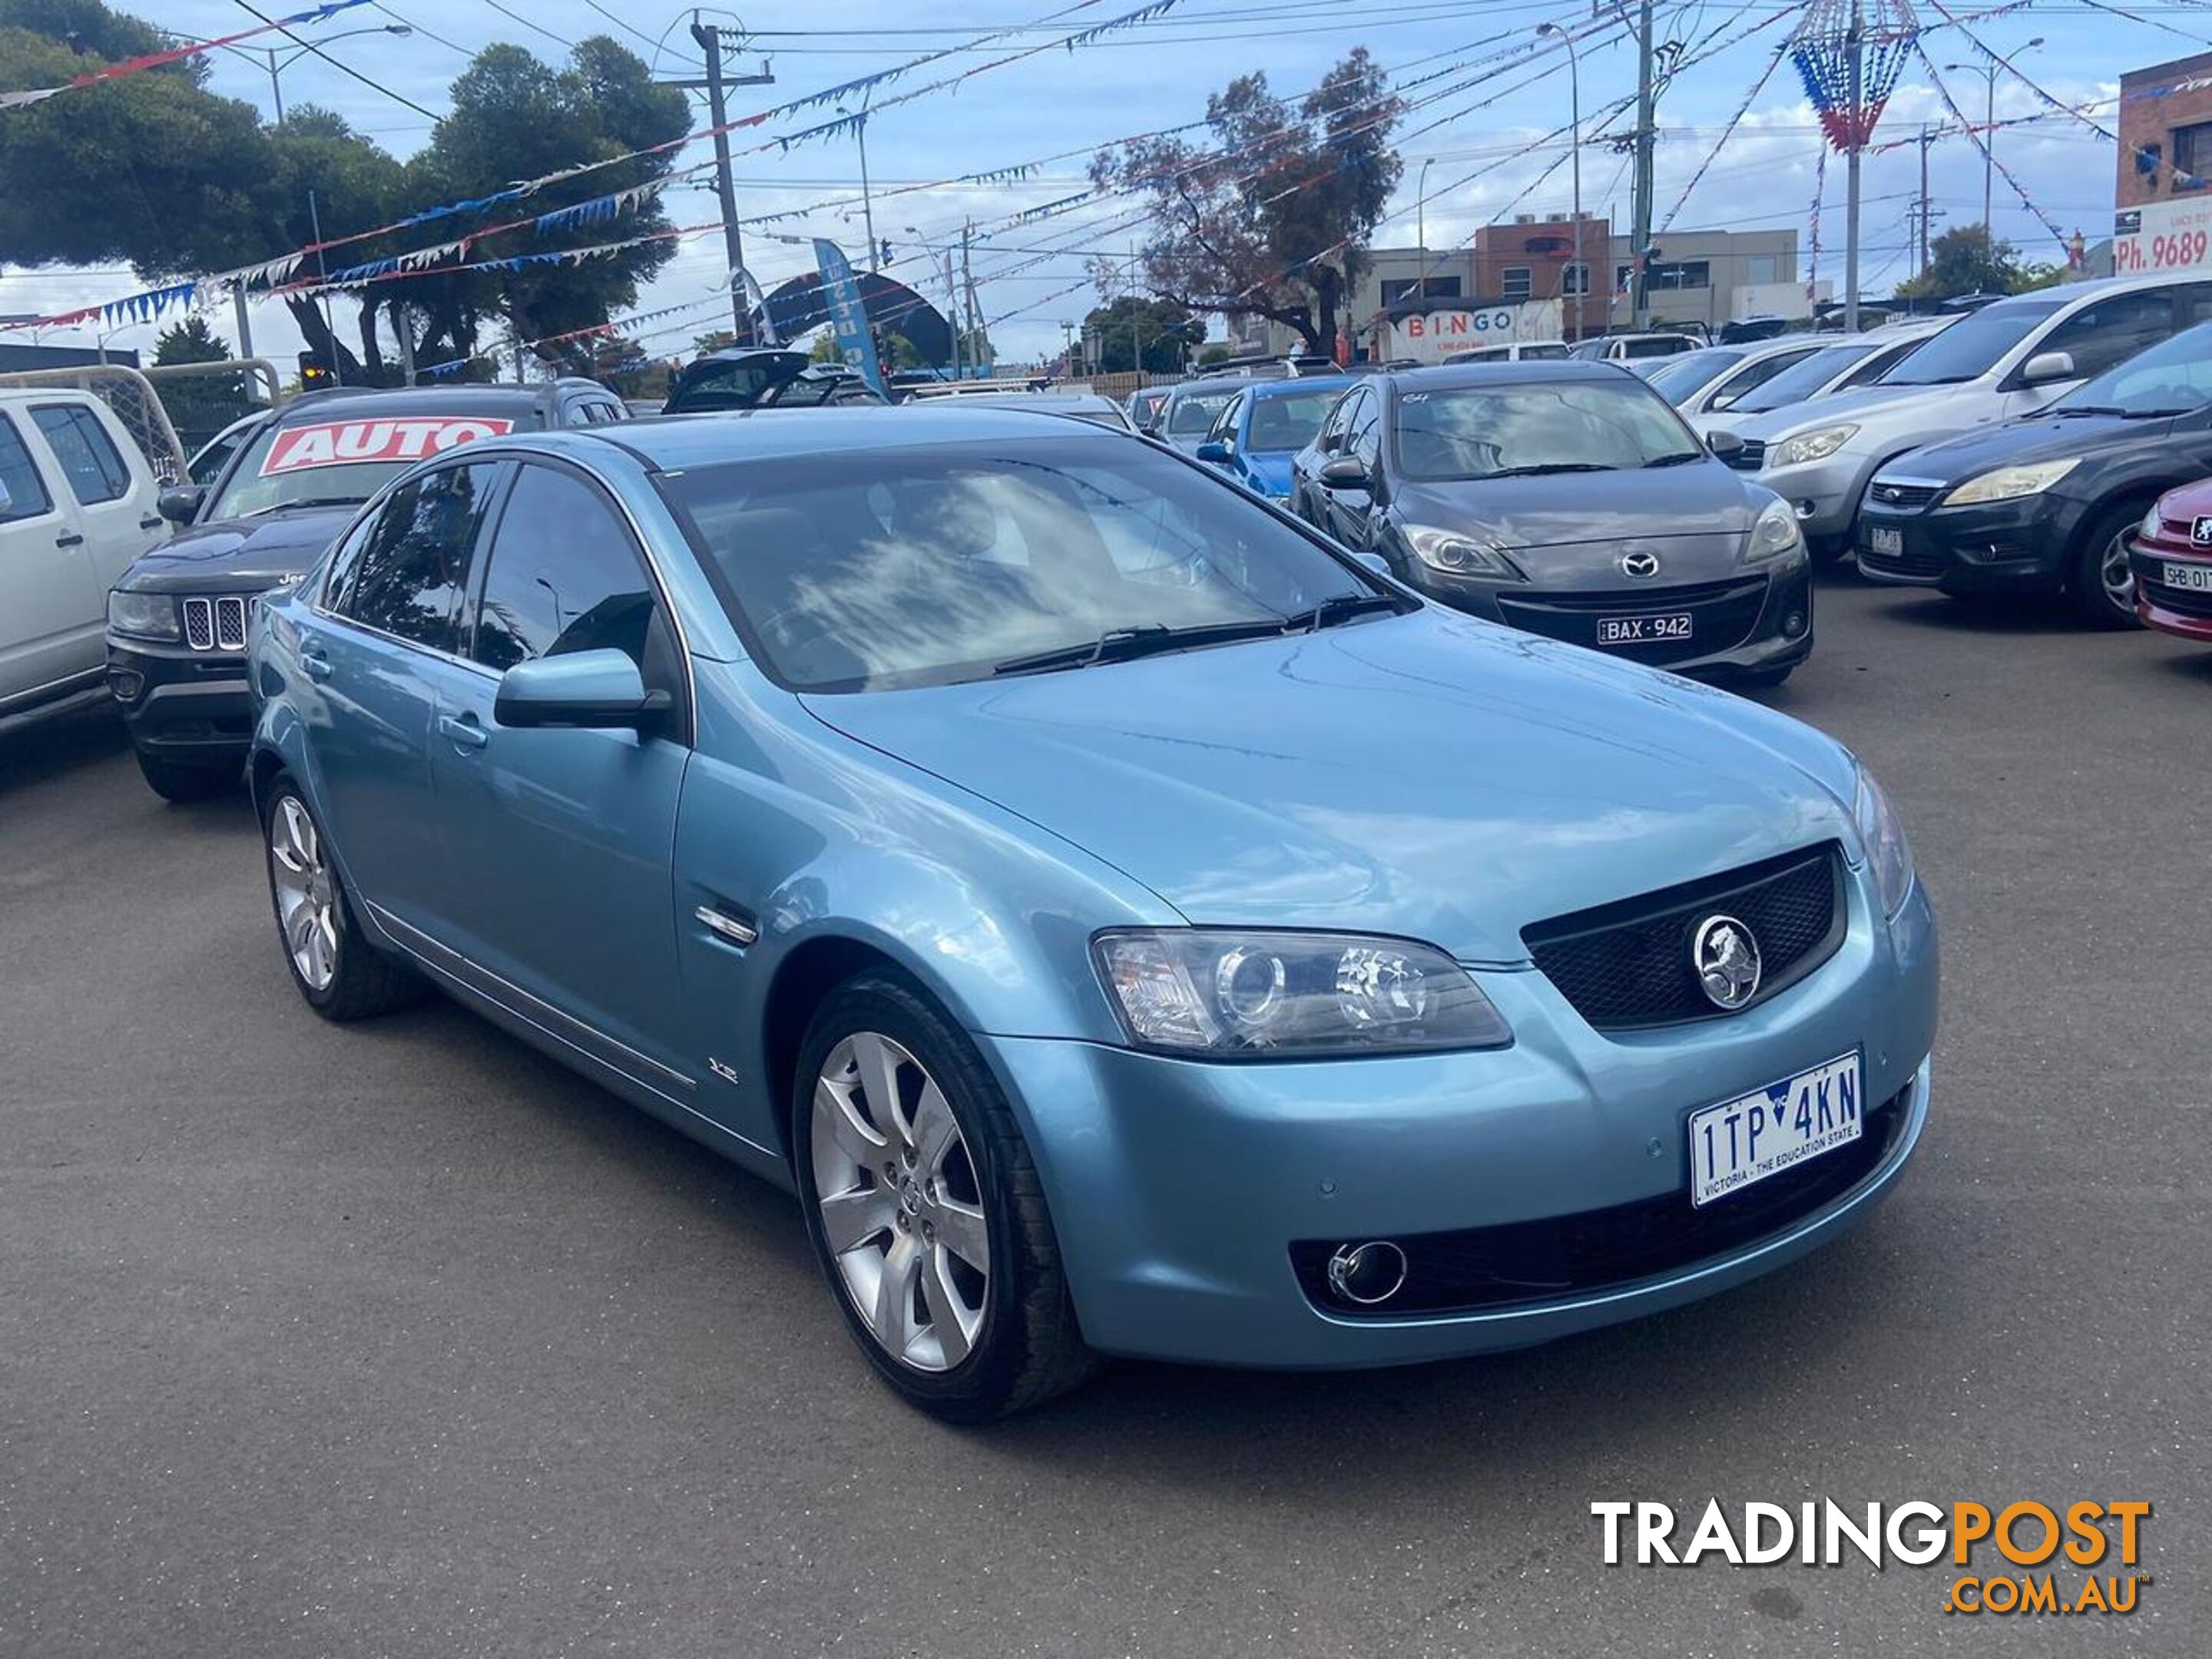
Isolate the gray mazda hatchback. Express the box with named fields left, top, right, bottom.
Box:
left=1292, top=361, right=1814, bottom=686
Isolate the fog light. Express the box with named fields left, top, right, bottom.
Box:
left=1325, top=1240, right=1409, bottom=1306
left=1795, top=500, right=1816, bottom=518
left=108, top=670, right=142, bottom=702
left=1783, top=609, right=1807, bottom=638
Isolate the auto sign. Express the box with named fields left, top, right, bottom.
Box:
left=259, top=416, right=515, bottom=477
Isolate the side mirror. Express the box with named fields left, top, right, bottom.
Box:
left=1320, top=455, right=1369, bottom=491
left=1705, top=429, right=1745, bottom=460
left=1195, top=440, right=1232, bottom=465
left=2020, top=349, right=2076, bottom=386
left=157, top=485, right=204, bottom=524
left=494, top=647, right=670, bottom=732
left=1353, top=549, right=1392, bottom=578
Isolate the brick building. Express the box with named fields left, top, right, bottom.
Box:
left=2117, top=48, right=2212, bottom=210
left=1472, top=213, right=1612, bottom=339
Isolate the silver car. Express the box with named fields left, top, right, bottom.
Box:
left=1709, top=273, right=2212, bottom=557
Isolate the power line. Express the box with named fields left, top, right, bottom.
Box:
left=229, top=0, right=442, bottom=121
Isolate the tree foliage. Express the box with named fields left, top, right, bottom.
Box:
left=0, top=3, right=687, bottom=385
left=1081, top=295, right=1196, bottom=372
left=1089, top=49, right=1401, bottom=353
left=1892, top=225, right=2025, bottom=303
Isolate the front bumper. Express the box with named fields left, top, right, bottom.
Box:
left=105, top=634, right=253, bottom=762
left=1857, top=490, right=2079, bottom=593
left=2131, top=541, right=2212, bottom=641
left=982, top=869, right=1936, bottom=1369
left=1738, top=449, right=1874, bottom=548
left=1408, top=558, right=1814, bottom=678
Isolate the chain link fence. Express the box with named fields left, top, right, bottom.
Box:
left=0, top=359, right=282, bottom=483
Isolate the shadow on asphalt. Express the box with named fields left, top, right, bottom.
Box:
left=0, top=704, right=128, bottom=795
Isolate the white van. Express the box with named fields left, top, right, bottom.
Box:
left=0, top=389, right=169, bottom=736
left=1441, top=339, right=1571, bottom=364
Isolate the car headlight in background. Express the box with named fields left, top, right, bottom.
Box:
left=1769, top=424, right=1859, bottom=468
left=1853, top=765, right=1916, bottom=918
left=1400, top=524, right=1524, bottom=579
left=1942, top=457, right=2080, bottom=508
left=106, top=589, right=180, bottom=641
left=1094, top=929, right=1512, bottom=1057
left=1743, top=497, right=1806, bottom=565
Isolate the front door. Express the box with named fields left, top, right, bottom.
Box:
left=0, top=409, right=101, bottom=712
left=427, top=459, right=692, bottom=1082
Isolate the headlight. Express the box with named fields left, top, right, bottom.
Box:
left=1401, top=523, right=1523, bottom=579
left=1942, top=457, right=2080, bottom=508
left=1770, top=424, right=1859, bottom=468
left=1853, top=766, right=1916, bottom=919
left=106, top=589, right=180, bottom=641
left=1094, top=929, right=1512, bottom=1058
left=1744, top=497, right=1806, bottom=565
left=2141, top=501, right=2164, bottom=541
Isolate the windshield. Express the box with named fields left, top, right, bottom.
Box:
left=1642, top=348, right=1748, bottom=402
left=657, top=437, right=1380, bottom=692
left=208, top=411, right=534, bottom=518
left=1167, top=391, right=1238, bottom=434
left=1244, top=389, right=1343, bottom=450
left=1729, top=339, right=1880, bottom=412
left=2053, top=319, right=2212, bottom=416
left=1876, top=300, right=2064, bottom=386
left=1392, top=379, right=1704, bottom=481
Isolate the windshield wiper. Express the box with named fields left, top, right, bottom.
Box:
left=1278, top=592, right=1405, bottom=632
left=240, top=496, right=365, bottom=517
left=2050, top=405, right=2125, bottom=419
left=1641, top=450, right=1707, bottom=468
left=992, top=618, right=1293, bottom=677
left=1482, top=462, right=1621, bottom=478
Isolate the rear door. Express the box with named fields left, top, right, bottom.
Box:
left=30, top=398, right=166, bottom=593
left=2004, top=290, right=2180, bottom=417
left=0, top=408, right=102, bottom=711
left=1328, top=387, right=1382, bottom=547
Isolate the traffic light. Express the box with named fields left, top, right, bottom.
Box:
left=297, top=349, right=332, bottom=388
left=879, top=239, right=893, bottom=267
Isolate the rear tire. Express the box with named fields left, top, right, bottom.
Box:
left=260, top=777, right=425, bottom=1021
left=135, top=750, right=234, bottom=802
left=793, top=969, right=1096, bottom=1422
left=2067, top=502, right=2147, bottom=629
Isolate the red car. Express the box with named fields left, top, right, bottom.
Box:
left=2131, top=480, right=2212, bottom=642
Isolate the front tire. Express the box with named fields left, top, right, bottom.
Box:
left=135, top=750, right=234, bottom=802
left=793, top=971, right=1095, bottom=1422
left=261, top=777, right=424, bottom=1021
left=2067, top=502, right=2147, bottom=629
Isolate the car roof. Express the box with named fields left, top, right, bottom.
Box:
left=1246, top=376, right=1353, bottom=398
left=1376, top=359, right=1637, bottom=392
left=267, top=384, right=577, bottom=426
left=568, top=403, right=1128, bottom=469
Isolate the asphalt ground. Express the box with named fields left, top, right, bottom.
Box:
left=2, top=570, right=2207, bottom=1657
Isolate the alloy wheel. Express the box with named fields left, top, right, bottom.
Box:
left=810, top=1031, right=990, bottom=1372
left=269, top=795, right=339, bottom=992
left=2101, top=528, right=2138, bottom=614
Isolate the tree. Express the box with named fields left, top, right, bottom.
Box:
left=150, top=317, right=253, bottom=449
left=1893, top=225, right=2023, bottom=303
left=1089, top=50, right=1401, bottom=355
left=694, top=329, right=739, bottom=358
left=1081, top=296, right=1195, bottom=373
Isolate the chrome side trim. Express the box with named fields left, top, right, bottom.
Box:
left=694, top=904, right=758, bottom=947
left=369, top=903, right=696, bottom=1095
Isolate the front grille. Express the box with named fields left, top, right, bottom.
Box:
left=1290, top=1086, right=1907, bottom=1317
left=1724, top=438, right=1764, bottom=471
left=1522, top=843, right=1846, bottom=1031
left=180, top=595, right=252, bottom=653
left=1868, top=480, right=1940, bottom=510
left=1856, top=536, right=1946, bottom=582
left=2141, top=574, right=2212, bottom=618
left=1495, top=575, right=1770, bottom=661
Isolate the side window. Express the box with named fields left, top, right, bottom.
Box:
left=1349, top=391, right=1382, bottom=471
left=330, top=462, right=500, bottom=653
left=1713, top=349, right=1815, bottom=408
left=31, top=404, right=134, bottom=504
left=2037, top=292, right=2176, bottom=381
left=0, top=414, right=55, bottom=523
left=472, top=464, right=676, bottom=689
left=1208, top=394, right=1242, bottom=447
left=596, top=399, right=630, bottom=423
left=189, top=425, right=247, bottom=486
left=1316, top=391, right=1356, bottom=452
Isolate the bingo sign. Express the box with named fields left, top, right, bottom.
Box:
left=260, top=416, right=515, bottom=476
left=2114, top=200, right=2212, bottom=276
left=1389, top=300, right=1563, bottom=364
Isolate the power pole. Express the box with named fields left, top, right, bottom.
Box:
left=1844, top=0, right=1863, bottom=331
left=1630, top=0, right=1657, bottom=333
left=1915, top=123, right=1935, bottom=279
left=962, top=219, right=983, bottom=374
left=669, top=21, right=775, bottom=343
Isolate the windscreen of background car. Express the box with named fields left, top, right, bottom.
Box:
left=1726, top=339, right=1881, bottom=413
left=1167, top=392, right=1238, bottom=435
left=658, top=439, right=1379, bottom=692
left=2051, top=319, right=2212, bottom=415
left=1873, top=298, right=2065, bottom=386
left=209, top=412, right=538, bottom=518
left=1641, top=349, right=1747, bottom=403
left=1245, top=390, right=1343, bottom=451
left=1392, top=382, right=1703, bottom=481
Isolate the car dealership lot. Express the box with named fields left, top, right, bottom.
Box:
left=2, top=576, right=2206, bottom=1656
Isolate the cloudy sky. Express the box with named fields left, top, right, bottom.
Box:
left=0, top=0, right=2172, bottom=369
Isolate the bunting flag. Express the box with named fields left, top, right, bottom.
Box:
left=532, top=183, right=664, bottom=236
left=1788, top=0, right=1921, bottom=152
left=0, top=0, right=373, bottom=112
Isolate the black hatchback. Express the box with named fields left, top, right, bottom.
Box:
left=1857, top=320, right=2212, bottom=627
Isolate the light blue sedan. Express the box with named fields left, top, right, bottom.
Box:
left=246, top=406, right=1936, bottom=1420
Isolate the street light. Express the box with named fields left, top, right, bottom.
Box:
left=1537, top=22, right=1584, bottom=340
left=172, top=25, right=412, bottom=122
left=1945, top=37, right=2042, bottom=234
left=835, top=91, right=879, bottom=270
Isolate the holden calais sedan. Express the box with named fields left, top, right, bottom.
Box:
left=245, top=407, right=1936, bottom=1419
left=1292, top=363, right=1814, bottom=686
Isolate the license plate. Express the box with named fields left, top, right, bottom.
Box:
left=2164, top=560, right=2212, bottom=592
left=1597, top=612, right=1693, bottom=644
left=1688, top=1051, right=1863, bottom=1207
left=1867, top=526, right=1905, bottom=558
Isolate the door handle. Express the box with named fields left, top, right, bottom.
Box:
left=299, top=644, right=333, bottom=682
left=138, top=515, right=164, bottom=531
left=439, top=713, right=488, bottom=752
left=55, top=531, right=84, bottom=548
